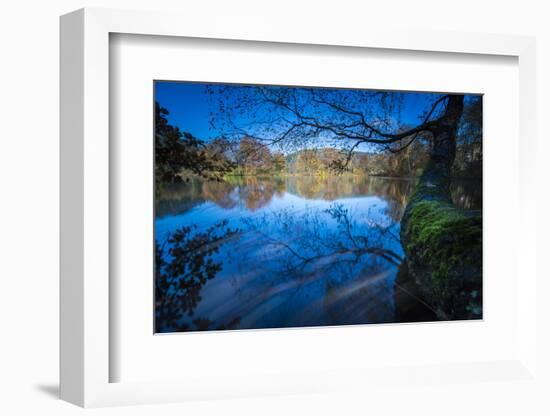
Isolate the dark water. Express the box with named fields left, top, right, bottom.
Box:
left=155, top=175, right=481, bottom=332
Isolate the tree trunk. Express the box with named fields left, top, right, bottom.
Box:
left=400, top=95, right=482, bottom=320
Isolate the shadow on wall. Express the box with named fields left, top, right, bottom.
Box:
left=34, top=384, right=59, bottom=399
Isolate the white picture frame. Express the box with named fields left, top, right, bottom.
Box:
left=60, top=7, right=538, bottom=407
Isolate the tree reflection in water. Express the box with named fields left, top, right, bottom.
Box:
left=155, top=175, right=427, bottom=218
left=245, top=204, right=402, bottom=274
left=155, top=220, right=240, bottom=332
left=224, top=176, right=286, bottom=211
left=238, top=203, right=417, bottom=325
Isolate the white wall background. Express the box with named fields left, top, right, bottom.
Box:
left=0, top=1, right=548, bottom=415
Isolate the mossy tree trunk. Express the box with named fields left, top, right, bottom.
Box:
left=400, top=95, right=482, bottom=320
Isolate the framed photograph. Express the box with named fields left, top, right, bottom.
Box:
left=152, top=81, right=483, bottom=333
left=60, top=8, right=538, bottom=407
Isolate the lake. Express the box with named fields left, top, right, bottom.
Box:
left=155, top=175, right=482, bottom=332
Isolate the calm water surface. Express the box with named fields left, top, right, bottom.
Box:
left=155, top=175, right=481, bottom=332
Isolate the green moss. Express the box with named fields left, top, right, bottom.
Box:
left=401, top=192, right=482, bottom=320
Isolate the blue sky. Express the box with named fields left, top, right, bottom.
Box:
left=154, top=81, right=473, bottom=146
left=156, top=82, right=212, bottom=138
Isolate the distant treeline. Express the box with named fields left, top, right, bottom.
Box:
left=179, top=136, right=481, bottom=179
